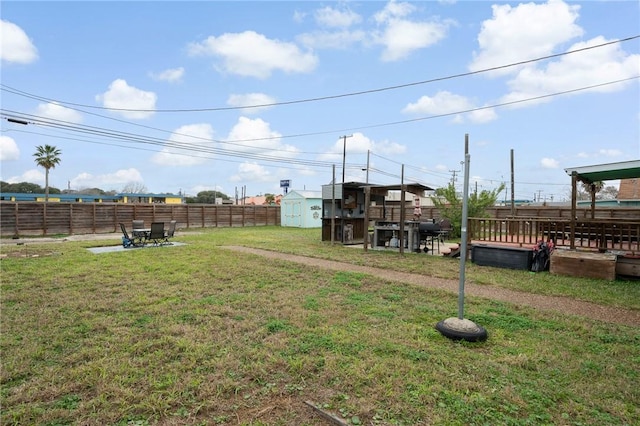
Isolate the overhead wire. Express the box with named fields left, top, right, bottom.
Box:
left=2, top=35, right=638, bottom=190
left=1, top=35, right=637, bottom=113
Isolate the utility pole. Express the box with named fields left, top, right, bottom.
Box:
left=365, top=150, right=370, bottom=184
left=449, top=169, right=460, bottom=185
left=510, top=149, right=515, bottom=217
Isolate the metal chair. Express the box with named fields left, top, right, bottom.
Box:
left=163, top=220, right=177, bottom=244
left=438, top=219, right=452, bottom=243
left=148, top=222, right=166, bottom=246
left=120, top=223, right=143, bottom=247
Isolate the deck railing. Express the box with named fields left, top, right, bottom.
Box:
left=469, top=217, right=640, bottom=254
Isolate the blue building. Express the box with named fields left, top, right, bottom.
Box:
left=280, top=190, right=322, bottom=228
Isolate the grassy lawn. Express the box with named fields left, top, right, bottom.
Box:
left=1, top=226, right=638, bottom=425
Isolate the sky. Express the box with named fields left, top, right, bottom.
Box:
left=1, top=0, right=639, bottom=202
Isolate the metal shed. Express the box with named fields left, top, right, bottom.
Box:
left=280, top=190, right=322, bottom=228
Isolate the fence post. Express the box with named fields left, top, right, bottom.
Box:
left=14, top=203, right=19, bottom=236
left=43, top=203, right=47, bottom=236
left=69, top=204, right=74, bottom=234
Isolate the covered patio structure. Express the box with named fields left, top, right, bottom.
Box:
left=564, top=160, right=640, bottom=250
left=469, top=160, right=640, bottom=271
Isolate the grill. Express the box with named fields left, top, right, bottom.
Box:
left=418, top=220, right=451, bottom=253
left=418, top=221, right=441, bottom=239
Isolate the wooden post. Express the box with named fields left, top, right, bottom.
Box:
left=590, top=183, right=596, bottom=220
left=399, top=164, right=406, bottom=255
left=363, top=185, right=370, bottom=252
left=114, top=204, right=119, bottom=232
left=68, top=204, right=72, bottom=235
left=14, top=203, right=19, bottom=236
left=570, top=172, right=577, bottom=250
left=43, top=202, right=47, bottom=236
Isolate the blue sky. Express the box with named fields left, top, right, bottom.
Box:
left=1, top=0, right=639, bottom=202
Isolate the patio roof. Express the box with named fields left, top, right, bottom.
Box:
left=564, top=160, right=640, bottom=184
left=367, top=183, right=434, bottom=196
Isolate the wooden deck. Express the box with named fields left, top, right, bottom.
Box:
left=469, top=217, right=640, bottom=255
left=469, top=217, right=640, bottom=279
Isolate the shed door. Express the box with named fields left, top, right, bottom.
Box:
left=290, top=201, right=302, bottom=227
left=283, top=201, right=303, bottom=227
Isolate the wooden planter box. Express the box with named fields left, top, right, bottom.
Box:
left=471, top=244, right=533, bottom=270
left=616, top=256, right=640, bottom=278
left=550, top=250, right=616, bottom=280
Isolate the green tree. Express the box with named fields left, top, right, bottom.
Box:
left=265, top=193, right=275, bottom=205
left=33, top=145, right=62, bottom=202
left=185, top=190, right=230, bottom=204
left=1, top=181, right=44, bottom=193
left=431, top=182, right=505, bottom=238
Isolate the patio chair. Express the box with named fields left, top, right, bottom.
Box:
left=120, top=223, right=142, bottom=248
left=163, top=220, right=177, bottom=244
left=148, top=222, right=167, bottom=246
left=438, top=219, right=452, bottom=243
left=132, top=220, right=145, bottom=231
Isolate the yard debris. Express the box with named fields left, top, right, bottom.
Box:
left=304, top=401, right=349, bottom=426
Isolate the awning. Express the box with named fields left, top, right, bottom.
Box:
left=367, top=183, right=434, bottom=196
left=564, top=160, right=640, bottom=184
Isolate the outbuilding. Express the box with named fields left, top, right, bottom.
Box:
left=280, top=190, right=322, bottom=228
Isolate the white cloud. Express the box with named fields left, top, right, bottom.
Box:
left=225, top=117, right=298, bottom=157
left=150, top=67, right=184, bottom=83
left=375, top=18, right=450, bottom=62
left=540, top=157, right=560, bottom=169
left=188, top=184, right=223, bottom=196
left=469, top=0, right=583, bottom=76
left=70, top=168, right=144, bottom=190
left=227, top=93, right=276, bottom=114
left=95, top=79, right=157, bottom=119
left=373, top=1, right=417, bottom=23
left=0, top=136, right=20, bottom=161
left=152, top=123, right=216, bottom=166
left=403, top=91, right=497, bottom=123
left=0, top=20, right=38, bottom=64
left=7, top=169, right=44, bottom=185
left=404, top=91, right=472, bottom=115
left=501, top=36, right=640, bottom=106
left=314, top=6, right=362, bottom=28
left=187, top=31, right=318, bottom=79
left=599, top=149, right=622, bottom=157
left=576, top=148, right=623, bottom=159
left=229, top=162, right=272, bottom=183
left=468, top=108, right=498, bottom=124
left=35, top=102, right=83, bottom=123
left=297, top=30, right=366, bottom=50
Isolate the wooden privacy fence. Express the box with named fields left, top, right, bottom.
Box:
left=469, top=217, right=640, bottom=254
left=0, top=202, right=281, bottom=236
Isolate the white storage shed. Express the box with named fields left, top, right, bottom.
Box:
left=281, top=190, right=322, bottom=228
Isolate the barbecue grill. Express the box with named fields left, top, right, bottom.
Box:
left=418, top=220, right=450, bottom=253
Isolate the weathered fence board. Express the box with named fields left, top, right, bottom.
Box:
left=0, top=202, right=281, bottom=236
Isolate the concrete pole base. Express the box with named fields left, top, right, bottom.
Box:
left=436, top=317, right=488, bottom=342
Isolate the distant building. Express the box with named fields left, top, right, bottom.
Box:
left=0, top=192, right=183, bottom=203
left=618, top=178, right=640, bottom=206
left=240, top=195, right=282, bottom=205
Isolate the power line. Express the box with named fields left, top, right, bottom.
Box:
left=1, top=35, right=637, bottom=113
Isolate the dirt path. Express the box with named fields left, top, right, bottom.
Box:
left=224, top=246, right=640, bottom=327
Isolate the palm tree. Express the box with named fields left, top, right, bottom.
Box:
left=33, top=145, right=62, bottom=202
left=580, top=180, right=605, bottom=200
